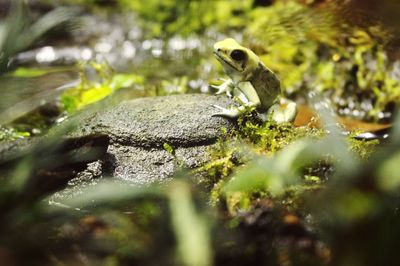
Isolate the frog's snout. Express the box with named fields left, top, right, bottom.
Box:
left=213, top=42, right=224, bottom=53
left=213, top=48, right=223, bottom=57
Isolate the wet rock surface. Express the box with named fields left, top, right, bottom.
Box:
left=69, top=94, right=235, bottom=185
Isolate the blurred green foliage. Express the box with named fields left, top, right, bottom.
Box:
left=0, top=0, right=76, bottom=73
left=119, top=0, right=252, bottom=37
left=61, top=61, right=144, bottom=113
left=0, top=126, right=30, bottom=141
left=245, top=1, right=400, bottom=121
left=11, top=67, right=58, bottom=78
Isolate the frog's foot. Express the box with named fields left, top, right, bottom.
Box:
left=210, top=79, right=234, bottom=97
left=266, top=100, right=297, bottom=123
left=212, top=102, right=257, bottom=118
left=211, top=104, right=243, bottom=118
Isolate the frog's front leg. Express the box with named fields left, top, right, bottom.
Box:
left=211, top=78, right=235, bottom=97
left=212, top=81, right=260, bottom=118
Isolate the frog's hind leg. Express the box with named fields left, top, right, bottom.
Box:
left=237, top=81, right=261, bottom=107
left=262, top=99, right=297, bottom=123
left=211, top=104, right=247, bottom=118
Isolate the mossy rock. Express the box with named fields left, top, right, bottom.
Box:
left=68, top=94, right=236, bottom=185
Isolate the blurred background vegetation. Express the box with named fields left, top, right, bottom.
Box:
left=1, top=0, right=400, bottom=265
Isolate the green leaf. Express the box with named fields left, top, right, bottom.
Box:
left=168, top=181, right=212, bottom=266
left=109, top=73, right=144, bottom=90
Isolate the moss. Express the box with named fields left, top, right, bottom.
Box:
left=204, top=115, right=378, bottom=216
left=237, top=112, right=324, bottom=153
left=348, top=136, right=380, bottom=160
left=0, top=126, right=30, bottom=141
left=196, top=127, right=241, bottom=191
left=201, top=111, right=325, bottom=208
left=163, top=143, right=175, bottom=156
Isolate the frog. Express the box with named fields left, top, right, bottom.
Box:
left=211, top=38, right=297, bottom=123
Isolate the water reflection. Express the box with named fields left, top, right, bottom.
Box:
left=36, top=46, right=57, bottom=63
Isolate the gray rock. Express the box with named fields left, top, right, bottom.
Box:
left=70, top=94, right=235, bottom=185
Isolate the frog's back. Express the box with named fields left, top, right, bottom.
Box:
left=249, top=63, right=281, bottom=112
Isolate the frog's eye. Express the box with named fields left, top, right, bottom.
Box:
left=230, top=49, right=246, bottom=61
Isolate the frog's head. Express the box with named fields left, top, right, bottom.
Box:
left=213, top=38, right=259, bottom=80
